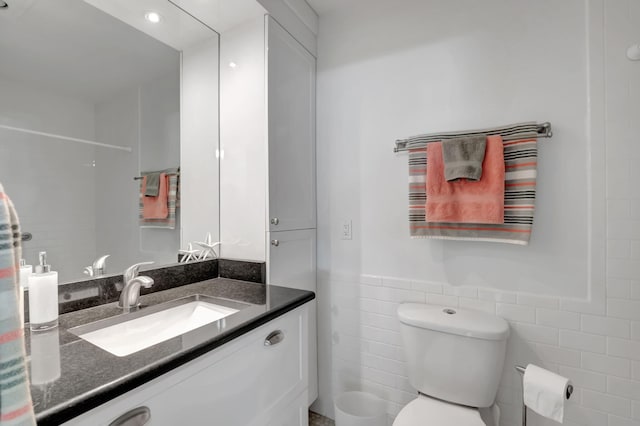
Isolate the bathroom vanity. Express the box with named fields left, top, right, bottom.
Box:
left=1, top=0, right=319, bottom=422
left=28, top=278, right=314, bottom=425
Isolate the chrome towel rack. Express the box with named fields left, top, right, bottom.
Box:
left=393, top=122, right=552, bottom=153
left=515, top=365, right=573, bottom=426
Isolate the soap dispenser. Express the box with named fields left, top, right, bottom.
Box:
left=28, top=252, right=59, bottom=331
left=18, top=259, right=32, bottom=327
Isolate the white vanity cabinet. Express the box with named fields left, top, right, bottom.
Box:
left=63, top=303, right=310, bottom=426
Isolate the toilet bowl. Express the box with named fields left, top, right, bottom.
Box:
left=394, top=304, right=510, bottom=426
left=393, top=395, right=486, bottom=426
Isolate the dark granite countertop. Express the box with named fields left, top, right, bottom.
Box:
left=27, top=278, right=314, bottom=425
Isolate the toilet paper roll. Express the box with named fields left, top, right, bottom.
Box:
left=523, top=364, right=571, bottom=423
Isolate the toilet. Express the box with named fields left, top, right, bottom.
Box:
left=394, top=304, right=510, bottom=426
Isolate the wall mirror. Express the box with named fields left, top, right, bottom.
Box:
left=0, top=0, right=223, bottom=283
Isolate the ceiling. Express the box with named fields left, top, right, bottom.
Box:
left=84, top=0, right=217, bottom=51
left=305, top=0, right=352, bottom=14
left=0, top=0, right=282, bottom=103
left=169, top=0, right=266, bottom=33
left=0, top=0, right=199, bottom=103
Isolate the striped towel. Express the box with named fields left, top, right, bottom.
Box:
left=139, top=174, right=179, bottom=229
left=409, top=138, right=537, bottom=245
left=0, top=183, right=36, bottom=425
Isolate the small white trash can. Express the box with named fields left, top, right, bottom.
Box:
left=334, top=391, right=386, bottom=426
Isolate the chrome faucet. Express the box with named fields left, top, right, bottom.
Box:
left=84, top=254, right=110, bottom=277
left=118, top=262, right=154, bottom=313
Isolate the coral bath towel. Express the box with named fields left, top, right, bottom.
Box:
left=142, top=173, right=169, bottom=219
left=426, top=135, right=504, bottom=224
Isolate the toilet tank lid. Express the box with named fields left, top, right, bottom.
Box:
left=398, top=304, right=510, bottom=341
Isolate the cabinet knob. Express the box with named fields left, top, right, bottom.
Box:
left=271, top=239, right=280, bottom=247
left=270, top=218, right=279, bottom=225
left=109, top=406, right=151, bottom=426
left=264, top=330, right=285, bottom=346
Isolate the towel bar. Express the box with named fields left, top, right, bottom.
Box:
left=393, top=122, right=553, bottom=153
left=514, top=365, right=573, bottom=426
left=133, top=172, right=179, bottom=181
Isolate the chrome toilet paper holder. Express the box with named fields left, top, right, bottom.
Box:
left=515, top=365, right=573, bottom=426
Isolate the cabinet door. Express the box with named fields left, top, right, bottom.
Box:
left=268, top=229, right=316, bottom=292
left=268, top=229, right=317, bottom=405
left=266, top=391, right=309, bottom=426
left=267, top=16, right=316, bottom=232
left=143, top=307, right=307, bottom=426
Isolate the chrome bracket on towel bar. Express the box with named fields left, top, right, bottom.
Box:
left=515, top=365, right=573, bottom=426
left=393, top=122, right=553, bottom=153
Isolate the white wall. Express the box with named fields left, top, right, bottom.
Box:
left=180, top=35, right=221, bottom=250
left=219, top=17, right=268, bottom=262
left=313, top=0, right=640, bottom=425
left=0, top=77, right=97, bottom=283
left=317, top=0, right=591, bottom=299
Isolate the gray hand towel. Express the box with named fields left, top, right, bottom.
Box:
left=143, top=172, right=161, bottom=197
left=442, top=135, right=487, bottom=181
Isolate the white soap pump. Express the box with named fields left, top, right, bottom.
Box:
left=28, top=252, right=59, bottom=331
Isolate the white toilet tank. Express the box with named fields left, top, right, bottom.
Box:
left=398, top=304, right=510, bottom=408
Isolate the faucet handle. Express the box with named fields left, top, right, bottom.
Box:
left=123, top=261, right=154, bottom=283
left=93, top=254, right=110, bottom=270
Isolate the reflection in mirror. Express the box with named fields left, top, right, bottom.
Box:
left=0, top=0, right=220, bottom=283
left=30, top=328, right=61, bottom=387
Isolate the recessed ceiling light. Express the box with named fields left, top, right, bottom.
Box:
left=0, top=1, right=9, bottom=9
left=229, top=62, right=237, bottom=68
left=144, top=11, right=162, bottom=23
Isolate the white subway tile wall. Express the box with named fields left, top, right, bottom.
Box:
left=327, top=271, right=640, bottom=426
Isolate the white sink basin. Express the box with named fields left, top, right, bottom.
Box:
left=74, top=300, right=239, bottom=357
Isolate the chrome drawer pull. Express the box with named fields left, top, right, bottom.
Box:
left=264, top=330, right=285, bottom=346
left=270, top=217, right=279, bottom=225
left=271, top=239, right=280, bottom=247
left=109, top=406, right=151, bottom=426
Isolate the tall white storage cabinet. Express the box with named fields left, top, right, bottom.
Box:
left=219, top=14, right=318, bottom=405
left=267, top=17, right=316, bottom=233
left=266, top=16, right=318, bottom=405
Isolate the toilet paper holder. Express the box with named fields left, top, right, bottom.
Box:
left=515, top=365, right=573, bottom=426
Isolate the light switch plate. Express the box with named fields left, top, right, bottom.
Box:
left=341, top=220, right=352, bottom=240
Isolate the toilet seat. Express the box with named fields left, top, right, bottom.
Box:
left=393, top=395, right=486, bottom=426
